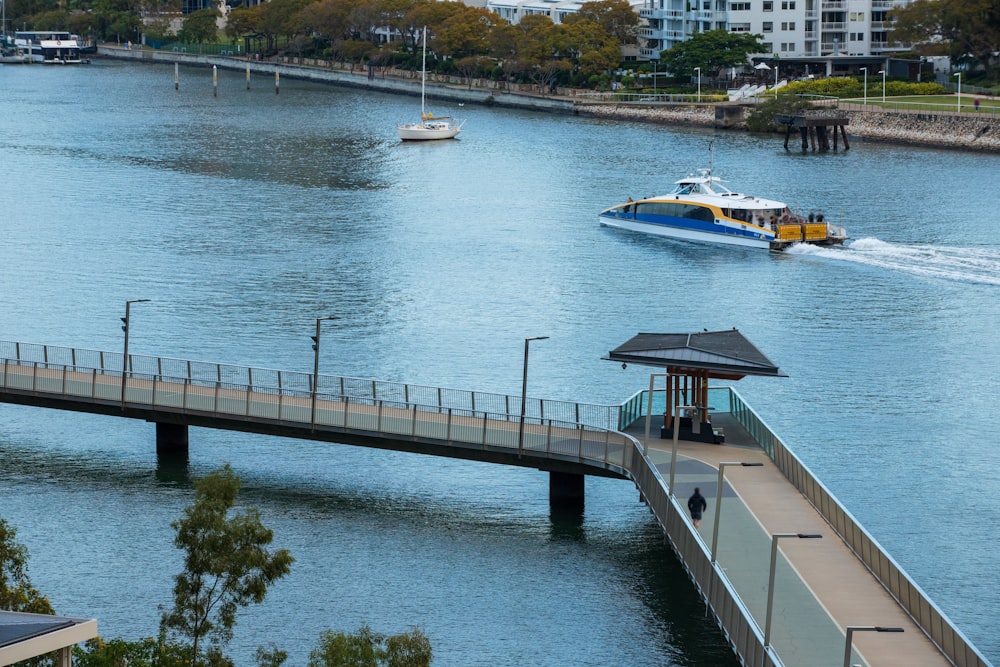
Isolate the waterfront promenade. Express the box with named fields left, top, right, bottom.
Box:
left=97, top=44, right=1000, bottom=152
left=0, top=341, right=991, bottom=667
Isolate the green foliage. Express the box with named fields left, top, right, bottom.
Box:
left=744, top=93, right=813, bottom=132
left=255, top=644, right=288, bottom=667
left=781, top=77, right=946, bottom=98
left=308, top=626, right=432, bottom=667
left=160, top=464, right=294, bottom=667
left=0, top=518, right=56, bottom=667
left=72, top=633, right=193, bottom=667
left=178, top=9, right=220, bottom=43
left=659, top=29, right=766, bottom=78
left=0, top=518, right=55, bottom=616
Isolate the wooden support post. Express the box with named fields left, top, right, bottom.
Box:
left=549, top=471, right=584, bottom=509
left=784, top=124, right=793, bottom=149
left=799, top=126, right=808, bottom=150
left=840, top=124, right=850, bottom=150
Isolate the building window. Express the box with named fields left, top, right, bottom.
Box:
left=763, top=1, right=773, bottom=10
left=780, top=42, right=795, bottom=51
left=731, top=22, right=752, bottom=31
left=731, top=2, right=750, bottom=10
left=781, top=0, right=795, bottom=8
left=762, top=41, right=773, bottom=51
left=763, top=21, right=773, bottom=31
left=780, top=21, right=795, bottom=29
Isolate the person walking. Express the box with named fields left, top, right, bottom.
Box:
left=688, top=487, right=707, bottom=529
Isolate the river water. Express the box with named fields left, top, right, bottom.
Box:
left=1, top=60, right=998, bottom=666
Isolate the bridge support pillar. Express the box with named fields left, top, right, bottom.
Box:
left=156, top=422, right=189, bottom=459
left=549, top=471, right=584, bottom=509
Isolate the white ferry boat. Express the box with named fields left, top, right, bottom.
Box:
left=14, top=31, right=83, bottom=64
left=599, top=169, right=847, bottom=251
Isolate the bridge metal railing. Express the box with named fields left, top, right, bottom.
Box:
left=724, top=388, right=991, bottom=667
left=0, top=340, right=622, bottom=430
left=0, top=341, right=638, bottom=477
left=628, top=446, right=775, bottom=667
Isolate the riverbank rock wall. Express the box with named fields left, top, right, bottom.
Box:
left=574, top=103, right=1000, bottom=152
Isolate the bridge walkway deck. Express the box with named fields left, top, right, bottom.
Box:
left=631, top=415, right=949, bottom=667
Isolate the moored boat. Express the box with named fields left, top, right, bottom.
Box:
left=599, top=168, right=847, bottom=251
left=14, top=31, right=83, bottom=64
left=396, top=27, right=463, bottom=141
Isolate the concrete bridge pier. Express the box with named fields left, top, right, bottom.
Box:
left=156, top=422, right=189, bottom=459
left=549, top=471, right=584, bottom=508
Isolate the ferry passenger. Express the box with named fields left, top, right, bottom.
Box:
left=816, top=210, right=824, bottom=222
left=808, top=210, right=815, bottom=222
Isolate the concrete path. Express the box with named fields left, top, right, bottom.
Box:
left=634, top=416, right=950, bottom=667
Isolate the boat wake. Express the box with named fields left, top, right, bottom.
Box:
left=785, top=237, right=1000, bottom=286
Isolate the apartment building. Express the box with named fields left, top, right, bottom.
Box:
left=638, top=0, right=909, bottom=60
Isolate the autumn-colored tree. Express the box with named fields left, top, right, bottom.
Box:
left=572, top=0, right=638, bottom=45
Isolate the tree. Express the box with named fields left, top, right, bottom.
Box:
left=890, top=0, right=1000, bottom=76
left=178, top=8, right=220, bottom=43
left=160, top=464, right=294, bottom=667
left=307, top=625, right=431, bottom=667
left=0, top=517, right=55, bottom=615
left=659, top=29, right=766, bottom=78
left=572, top=0, right=639, bottom=45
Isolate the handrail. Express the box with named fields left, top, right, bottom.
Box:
left=725, top=386, right=991, bottom=667
left=0, top=352, right=638, bottom=477
left=0, top=340, right=623, bottom=430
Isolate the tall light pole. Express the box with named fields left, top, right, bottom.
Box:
left=310, top=316, right=336, bottom=430
left=710, top=462, right=764, bottom=565
left=694, top=66, right=701, bottom=102
left=878, top=68, right=886, bottom=103
left=954, top=72, right=961, bottom=112
left=669, top=403, right=696, bottom=497
left=860, top=67, right=867, bottom=105
left=643, top=373, right=668, bottom=455
left=842, top=626, right=904, bottom=667
left=120, top=298, right=150, bottom=410
left=763, top=533, right=823, bottom=655
left=705, top=461, right=763, bottom=616
left=518, top=336, right=549, bottom=458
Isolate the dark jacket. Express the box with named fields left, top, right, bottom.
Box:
left=688, top=492, right=707, bottom=516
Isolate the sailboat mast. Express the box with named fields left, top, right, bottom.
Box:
left=420, top=26, right=427, bottom=119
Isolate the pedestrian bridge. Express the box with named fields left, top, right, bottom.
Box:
left=0, top=340, right=991, bottom=667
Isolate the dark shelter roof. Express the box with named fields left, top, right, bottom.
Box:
left=605, top=330, right=787, bottom=379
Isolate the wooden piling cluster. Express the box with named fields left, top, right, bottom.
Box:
left=775, top=112, right=850, bottom=151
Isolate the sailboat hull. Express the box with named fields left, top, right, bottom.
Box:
left=397, top=122, right=461, bottom=141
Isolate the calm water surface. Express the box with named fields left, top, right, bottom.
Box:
left=1, top=60, right=999, bottom=666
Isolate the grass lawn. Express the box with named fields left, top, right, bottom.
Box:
left=842, top=94, right=1000, bottom=113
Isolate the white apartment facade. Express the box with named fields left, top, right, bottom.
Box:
left=638, top=0, right=909, bottom=60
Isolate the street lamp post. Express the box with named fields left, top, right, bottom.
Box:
left=860, top=67, right=867, bottom=105
left=120, top=298, right=150, bottom=410
left=763, top=532, right=823, bottom=655
left=694, top=66, right=701, bottom=102
left=310, top=316, right=336, bottom=430
left=669, top=403, right=696, bottom=497
left=878, top=68, right=886, bottom=103
left=705, top=461, right=763, bottom=616
left=518, top=336, right=549, bottom=458
left=643, top=373, right=668, bottom=455
left=710, top=462, right=764, bottom=565
left=842, top=626, right=904, bottom=667
left=954, top=72, right=961, bottom=112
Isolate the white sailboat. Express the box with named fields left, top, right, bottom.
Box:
left=397, top=27, right=463, bottom=141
